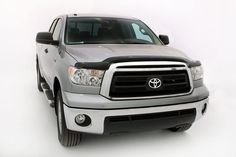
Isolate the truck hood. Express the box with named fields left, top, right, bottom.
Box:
left=65, top=44, right=190, bottom=62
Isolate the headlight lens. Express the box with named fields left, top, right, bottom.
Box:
left=190, top=66, right=203, bottom=80
left=68, top=67, right=104, bottom=87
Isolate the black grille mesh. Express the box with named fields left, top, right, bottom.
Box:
left=109, top=70, right=191, bottom=98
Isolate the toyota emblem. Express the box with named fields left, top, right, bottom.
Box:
left=148, top=78, right=162, bottom=89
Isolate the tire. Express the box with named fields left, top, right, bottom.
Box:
left=56, top=89, right=81, bottom=147
left=168, top=123, right=192, bottom=132
left=36, top=63, right=43, bottom=92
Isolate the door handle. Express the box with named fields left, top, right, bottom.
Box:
left=44, top=48, right=48, bottom=53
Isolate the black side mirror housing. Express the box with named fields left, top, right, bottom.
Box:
left=36, top=32, right=59, bottom=46
left=159, top=35, right=169, bottom=45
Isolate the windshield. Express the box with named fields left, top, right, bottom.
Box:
left=65, top=17, right=162, bottom=45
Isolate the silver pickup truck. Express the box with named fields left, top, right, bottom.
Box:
left=36, top=14, right=209, bottom=147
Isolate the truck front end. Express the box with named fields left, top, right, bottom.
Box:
left=63, top=58, right=209, bottom=134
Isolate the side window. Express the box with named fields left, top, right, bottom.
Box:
left=49, top=19, right=58, bottom=33
left=92, top=23, right=102, bottom=36
left=131, top=23, right=152, bottom=43
left=53, top=19, right=62, bottom=40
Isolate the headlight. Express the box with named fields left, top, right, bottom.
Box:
left=68, top=67, right=104, bottom=87
left=190, top=66, right=203, bottom=80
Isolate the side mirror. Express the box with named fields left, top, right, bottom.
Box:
left=36, top=32, right=59, bottom=46
left=159, top=35, right=169, bottom=45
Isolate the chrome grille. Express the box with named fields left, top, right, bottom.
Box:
left=100, top=61, right=193, bottom=100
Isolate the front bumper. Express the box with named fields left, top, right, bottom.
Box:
left=63, top=98, right=208, bottom=134
left=62, top=86, right=209, bottom=109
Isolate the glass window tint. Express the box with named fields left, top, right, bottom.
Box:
left=131, top=23, right=152, bottom=43
left=53, top=19, right=62, bottom=40
left=65, top=17, right=161, bottom=45
left=49, top=19, right=58, bottom=33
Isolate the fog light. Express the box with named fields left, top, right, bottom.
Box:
left=75, top=114, right=91, bottom=126
left=75, top=114, right=86, bottom=124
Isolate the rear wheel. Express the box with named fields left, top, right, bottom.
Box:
left=36, top=63, right=43, bottom=92
left=168, top=123, right=192, bottom=132
left=56, top=89, right=81, bottom=147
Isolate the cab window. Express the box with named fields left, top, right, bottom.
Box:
left=53, top=19, right=62, bottom=40
left=49, top=19, right=58, bottom=33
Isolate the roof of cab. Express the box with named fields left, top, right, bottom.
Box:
left=61, top=13, right=139, bottom=20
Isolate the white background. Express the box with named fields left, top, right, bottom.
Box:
left=0, top=0, right=236, bottom=156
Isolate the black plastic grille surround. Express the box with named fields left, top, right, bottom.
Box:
left=109, top=70, right=191, bottom=98
left=104, top=108, right=196, bottom=134
left=107, top=108, right=196, bottom=122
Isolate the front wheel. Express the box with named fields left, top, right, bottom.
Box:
left=56, top=89, right=81, bottom=147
